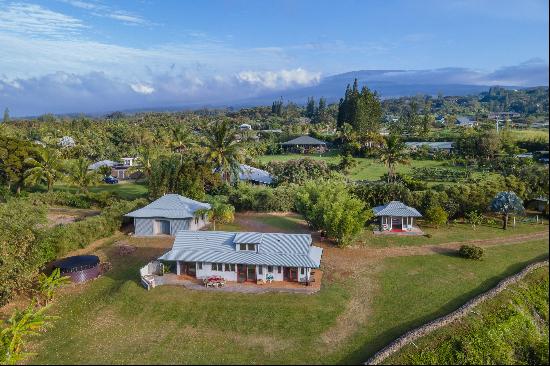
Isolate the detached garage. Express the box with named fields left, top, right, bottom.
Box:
left=125, top=194, right=211, bottom=236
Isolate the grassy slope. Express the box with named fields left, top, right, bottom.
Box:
left=27, top=211, right=549, bottom=364
left=385, top=266, right=549, bottom=365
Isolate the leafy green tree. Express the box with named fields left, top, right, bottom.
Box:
left=425, top=205, right=448, bottom=228
left=465, top=210, right=484, bottom=230
left=296, top=179, right=370, bottom=246
left=66, top=157, right=99, bottom=193
left=380, top=135, right=409, bottom=183
left=337, top=79, right=382, bottom=135
left=490, top=191, right=524, bottom=230
left=0, top=303, right=54, bottom=365
left=200, top=199, right=235, bottom=230
left=266, top=158, right=331, bottom=185
left=0, top=137, right=33, bottom=194
left=201, top=120, right=242, bottom=183
left=23, top=149, right=64, bottom=192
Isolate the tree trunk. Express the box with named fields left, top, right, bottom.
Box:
left=503, top=213, right=508, bottom=230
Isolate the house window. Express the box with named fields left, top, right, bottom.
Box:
left=224, top=264, right=235, bottom=271
left=211, top=263, right=222, bottom=271
left=267, top=266, right=273, bottom=273
left=239, top=244, right=246, bottom=251
left=300, top=268, right=305, bottom=275
left=258, top=266, right=263, bottom=275
left=198, top=262, right=202, bottom=270
left=277, top=266, right=282, bottom=274
left=195, top=217, right=199, bottom=225
left=247, top=244, right=255, bottom=251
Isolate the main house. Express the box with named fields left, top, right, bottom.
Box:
left=158, top=231, right=323, bottom=283
left=125, top=194, right=211, bottom=235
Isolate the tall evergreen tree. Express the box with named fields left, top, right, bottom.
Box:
left=305, top=97, right=316, bottom=119
left=2, top=108, right=9, bottom=124
left=337, top=79, right=382, bottom=135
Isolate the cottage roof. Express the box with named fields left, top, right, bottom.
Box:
left=281, top=135, right=327, bottom=146
left=373, top=201, right=422, bottom=217
left=405, top=141, right=454, bottom=150
left=125, top=194, right=211, bottom=219
left=158, top=231, right=322, bottom=268
left=238, top=164, right=273, bottom=184
left=88, top=160, right=118, bottom=170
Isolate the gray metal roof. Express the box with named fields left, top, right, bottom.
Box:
left=125, top=194, right=211, bottom=219
left=281, top=136, right=327, bottom=146
left=158, top=231, right=322, bottom=268
left=405, top=141, right=454, bottom=150
left=373, top=201, right=422, bottom=217
left=88, top=160, right=118, bottom=170
left=238, top=164, right=274, bottom=184
left=456, top=116, right=475, bottom=126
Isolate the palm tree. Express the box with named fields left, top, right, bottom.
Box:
left=170, top=124, right=196, bottom=155
left=201, top=120, right=242, bottom=183
left=23, top=149, right=64, bottom=192
left=380, top=135, right=409, bottom=183
left=66, top=157, right=99, bottom=193
left=128, top=144, right=158, bottom=180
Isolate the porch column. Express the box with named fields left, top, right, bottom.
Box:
left=401, top=217, right=403, bottom=229
left=389, top=216, right=392, bottom=229
left=176, top=261, right=180, bottom=275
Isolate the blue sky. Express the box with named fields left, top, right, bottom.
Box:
left=0, top=0, right=548, bottom=115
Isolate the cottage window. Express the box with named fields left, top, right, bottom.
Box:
left=258, top=266, right=263, bottom=275
left=224, top=264, right=235, bottom=271
left=211, top=263, right=222, bottom=271
left=300, top=268, right=305, bottom=275
left=247, top=244, right=255, bottom=251
left=198, top=262, right=202, bottom=270
left=267, top=266, right=273, bottom=273
left=239, top=244, right=247, bottom=251
left=277, top=266, right=282, bottom=274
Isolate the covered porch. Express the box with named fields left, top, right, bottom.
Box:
left=373, top=201, right=423, bottom=234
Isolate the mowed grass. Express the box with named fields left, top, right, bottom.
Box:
left=258, top=154, right=447, bottom=181
left=27, top=212, right=549, bottom=364
left=510, top=128, right=549, bottom=142
left=51, top=181, right=149, bottom=200
left=357, top=220, right=548, bottom=248
left=384, top=266, right=549, bottom=365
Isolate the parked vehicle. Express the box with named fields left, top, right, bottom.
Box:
left=104, top=176, right=119, bottom=184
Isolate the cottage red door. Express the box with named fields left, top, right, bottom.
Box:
left=283, top=267, right=298, bottom=282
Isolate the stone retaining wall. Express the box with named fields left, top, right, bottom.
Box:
left=364, top=259, right=549, bottom=365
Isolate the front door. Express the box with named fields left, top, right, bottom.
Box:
left=155, top=220, right=171, bottom=235
left=283, top=267, right=298, bottom=282
left=181, top=262, right=196, bottom=277
left=237, top=264, right=256, bottom=282
left=391, top=217, right=402, bottom=231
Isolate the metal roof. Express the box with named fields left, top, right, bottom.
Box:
left=373, top=201, right=422, bottom=217
left=88, top=160, right=118, bottom=170
left=281, top=136, right=327, bottom=146
left=238, top=164, right=274, bottom=184
left=405, top=141, right=454, bottom=150
left=158, top=231, right=322, bottom=268
left=125, top=194, right=211, bottom=219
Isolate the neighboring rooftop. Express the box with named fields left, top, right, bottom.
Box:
left=88, top=160, right=118, bottom=170
left=158, top=231, right=322, bottom=268
left=125, top=194, right=211, bottom=219
left=281, top=136, right=327, bottom=146
left=239, top=164, right=274, bottom=184
left=405, top=141, right=454, bottom=150
left=373, top=201, right=422, bottom=217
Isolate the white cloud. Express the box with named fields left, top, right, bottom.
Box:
left=59, top=0, right=150, bottom=25
left=130, top=82, right=155, bottom=94
left=236, top=68, right=321, bottom=89
left=0, top=2, right=85, bottom=38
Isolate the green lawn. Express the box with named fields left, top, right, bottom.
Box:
left=50, top=181, right=149, bottom=200
left=258, top=154, right=447, bottom=181
left=357, top=221, right=548, bottom=248
left=384, top=266, right=549, bottom=365
left=26, top=214, right=549, bottom=364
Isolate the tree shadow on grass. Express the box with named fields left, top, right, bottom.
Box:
left=336, top=253, right=550, bottom=365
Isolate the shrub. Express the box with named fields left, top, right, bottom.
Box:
left=266, top=158, right=331, bottom=185
left=459, top=244, right=484, bottom=260
left=425, top=205, right=448, bottom=228
left=228, top=182, right=297, bottom=212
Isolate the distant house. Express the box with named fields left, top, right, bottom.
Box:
left=455, top=116, right=476, bottom=127
left=238, top=164, right=274, bottom=185
left=281, top=135, right=327, bottom=154
left=125, top=194, right=211, bottom=235
left=405, top=141, right=454, bottom=154
left=239, top=123, right=252, bottom=130
left=158, top=231, right=323, bottom=283
left=58, top=136, right=76, bottom=148
left=435, top=115, right=446, bottom=125
left=373, top=201, right=422, bottom=233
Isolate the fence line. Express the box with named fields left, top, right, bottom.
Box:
left=364, top=259, right=549, bottom=365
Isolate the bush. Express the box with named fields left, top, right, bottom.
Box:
left=228, top=182, right=297, bottom=212
left=425, top=205, right=448, bottom=228
left=459, top=244, right=484, bottom=260
left=266, top=158, right=331, bottom=185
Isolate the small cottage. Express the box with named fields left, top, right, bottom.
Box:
left=281, top=136, right=327, bottom=154
left=125, top=194, right=211, bottom=235
left=373, top=201, right=422, bottom=232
